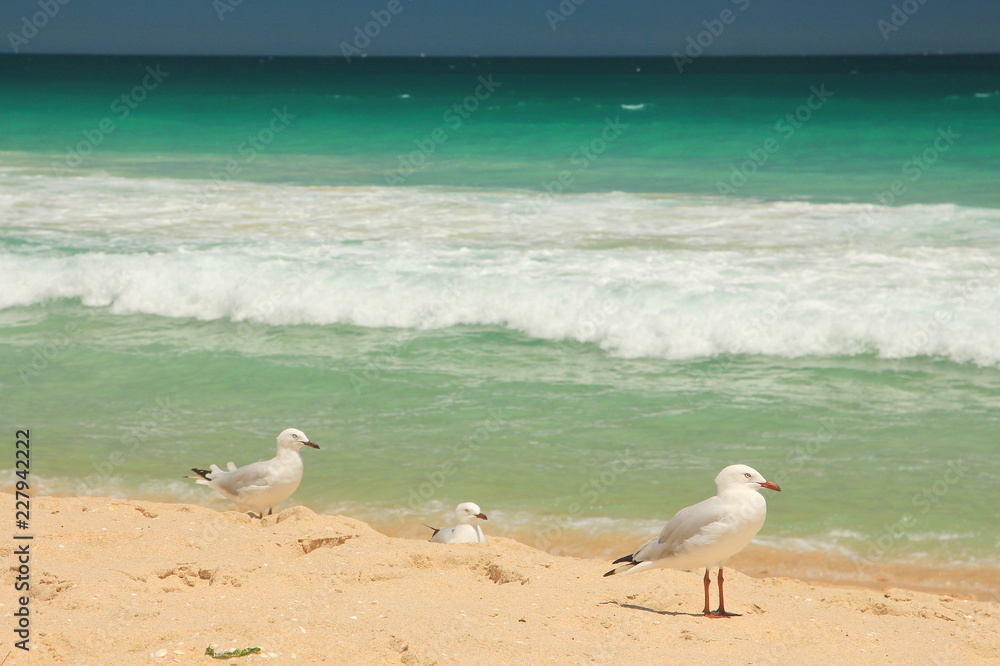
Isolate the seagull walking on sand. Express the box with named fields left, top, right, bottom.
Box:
left=425, top=502, right=489, bottom=544
left=187, top=428, right=319, bottom=519
left=604, top=464, right=781, bottom=618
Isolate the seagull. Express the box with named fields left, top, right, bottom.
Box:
left=603, top=464, right=781, bottom=618
left=425, top=502, right=489, bottom=544
left=187, top=428, right=320, bottom=519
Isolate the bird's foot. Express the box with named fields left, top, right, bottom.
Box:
left=704, top=609, right=740, bottom=619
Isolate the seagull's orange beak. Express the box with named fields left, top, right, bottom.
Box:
left=475, top=513, right=488, bottom=520
left=304, top=440, right=320, bottom=449
left=760, top=480, right=781, bottom=491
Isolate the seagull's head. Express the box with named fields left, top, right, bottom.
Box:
left=717, top=464, right=781, bottom=493
left=455, top=502, right=488, bottom=524
left=277, top=428, right=320, bottom=450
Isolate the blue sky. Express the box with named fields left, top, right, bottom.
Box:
left=3, top=0, right=998, bottom=57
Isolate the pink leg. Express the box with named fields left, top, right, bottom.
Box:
left=706, top=568, right=740, bottom=618
left=702, top=568, right=712, bottom=615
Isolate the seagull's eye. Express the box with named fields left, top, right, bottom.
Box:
left=744, top=473, right=752, bottom=478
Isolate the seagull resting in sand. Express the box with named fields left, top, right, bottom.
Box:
left=604, top=464, right=781, bottom=618
left=425, top=502, right=489, bottom=544
left=187, top=428, right=319, bottom=519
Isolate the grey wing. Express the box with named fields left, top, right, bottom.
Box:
left=430, top=526, right=455, bottom=543
left=636, top=497, right=727, bottom=562
left=210, top=460, right=272, bottom=495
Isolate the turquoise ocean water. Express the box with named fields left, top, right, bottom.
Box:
left=2, top=55, right=999, bottom=592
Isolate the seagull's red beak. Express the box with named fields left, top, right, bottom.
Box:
left=304, top=440, right=320, bottom=449
left=760, top=480, right=781, bottom=491
left=475, top=513, right=488, bottom=520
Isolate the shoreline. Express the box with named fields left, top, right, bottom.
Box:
left=27, top=491, right=1000, bottom=602
left=5, top=494, right=999, bottom=664
left=366, top=517, right=1000, bottom=603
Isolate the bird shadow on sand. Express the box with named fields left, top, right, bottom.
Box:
left=599, top=600, right=706, bottom=618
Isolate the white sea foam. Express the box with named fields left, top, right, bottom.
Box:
left=3, top=171, right=1000, bottom=365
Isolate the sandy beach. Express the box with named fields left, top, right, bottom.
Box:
left=2, top=494, right=998, bottom=665
left=7, top=53, right=1000, bottom=666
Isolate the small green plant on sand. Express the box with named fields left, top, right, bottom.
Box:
left=204, top=646, right=262, bottom=659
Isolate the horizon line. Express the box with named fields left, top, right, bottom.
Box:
left=2, top=51, right=999, bottom=60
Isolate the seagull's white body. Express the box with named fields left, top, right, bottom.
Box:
left=610, top=474, right=769, bottom=575
left=605, top=464, right=781, bottom=617
left=428, top=502, right=488, bottom=544
left=189, top=428, right=319, bottom=518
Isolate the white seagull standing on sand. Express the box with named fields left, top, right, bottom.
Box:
left=187, top=428, right=320, bottom=519
left=425, top=502, right=489, bottom=544
left=604, top=464, right=781, bottom=618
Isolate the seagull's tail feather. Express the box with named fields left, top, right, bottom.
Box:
left=604, top=554, right=640, bottom=577
left=422, top=524, right=441, bottom=538
left=188, top=466, right=227, bottom=485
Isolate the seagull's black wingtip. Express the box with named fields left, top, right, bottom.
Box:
left=190, top=468, right=211, bottom=480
